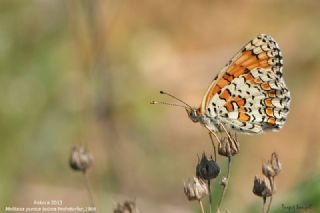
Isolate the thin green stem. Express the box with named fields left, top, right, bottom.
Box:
left=266, top=196, right=272, bottom=213
left=199, top=200, right=205, bottom=213
left=262, top=197, right=266, bottom=213
left=216, top=156, right=231, bottom=213
left=208, top=180, right=212, bottom=213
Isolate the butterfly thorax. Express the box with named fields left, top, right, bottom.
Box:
left=186, top=107, right=221, bottom=132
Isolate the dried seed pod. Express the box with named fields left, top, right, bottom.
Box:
left=218, top=137, right=240, bottom=157
left=113, top=200, right=139, bottom=213
left=270, top=152, right=282, bottom=176
left=252, top=176, right=272, bottom=198
left=262, top=161, right=276, bottom=178
left=262, top=152, right=282, bottom=178
left=196, top=153, right=220, bottom=180
left=184, top=177, right=209, bottom=201
left=69, top=146, right=93, bottom=172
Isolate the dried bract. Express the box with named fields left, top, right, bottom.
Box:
left=218, top=137, right=240, bottom=157
left=262, top=162, right=276, bottom=178
left=184, top=177, right=209, bottom=201
left=262, top=152, right=282, bottom=178
left=270, top=152, right=282, bottom=176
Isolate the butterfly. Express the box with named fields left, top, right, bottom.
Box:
left=152, top=34, right=291, bottom=136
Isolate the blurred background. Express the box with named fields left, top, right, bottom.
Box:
left=1, top=0, right=320, bottom=212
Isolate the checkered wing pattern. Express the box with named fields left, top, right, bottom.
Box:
left=200, top=34, right=291, bottom=134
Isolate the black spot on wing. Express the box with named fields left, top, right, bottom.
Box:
left=252, top=114, right=256, bottom=122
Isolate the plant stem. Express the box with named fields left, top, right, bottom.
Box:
left=199, top=200, right=205, bottom=213
left=262, top=197, right=266, bottom=213
left=83, top=171, right=95, bottom=210
left=266, top=177, right=274, bottom=213
left=216, top=156, right=232, bottom=213
left=266, top=196, right=272, bottom=213
left=208, top=180, right=212, bottom=213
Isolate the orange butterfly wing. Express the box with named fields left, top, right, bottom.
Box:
left=198, top=34, right=289, bottom=132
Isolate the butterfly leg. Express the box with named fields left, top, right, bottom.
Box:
left=220, top=123, right=239, bottom=154
left=205, top=126, right=222, bottom=142
left=208, top=132, right=217, bottom=161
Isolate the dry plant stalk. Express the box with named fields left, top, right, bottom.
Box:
left=184, top=177, right=209, bottom=213
left=216, top=131, right=239, bottom=212
left=69, top=145, right=95, bottom=209
left=253, top=152, right=282, bottom=213
left=184, top=129, right=239, bottom=213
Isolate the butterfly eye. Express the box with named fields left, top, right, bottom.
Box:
left=192, top=110, right=198, bottom=117
left=188, top=109, right=199, bottom=123
left=189, top=111, right=194, bottom=117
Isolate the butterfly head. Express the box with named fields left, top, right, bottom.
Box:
left=186, top=107, right=201, bottom=123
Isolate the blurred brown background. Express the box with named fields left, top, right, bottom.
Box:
left=1, top=0, right=320, bottom=212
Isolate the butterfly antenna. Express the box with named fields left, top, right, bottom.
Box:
left=159, top=91, right=192, bottom=109
left=150, top=101, right=187, bottom=108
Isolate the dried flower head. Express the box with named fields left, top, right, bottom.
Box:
left=113, top=200, right=139, bottom=213
left=262, top=152, right=282, bottom=178
left=270, top=152, right=282, bottom=175
left=69, top=145, right=93, bottom=172
left=262, top=161, right=276, bottom=178
left=196, top=153, right=220, bottom=180
left=252, top=176, right=272, bottom=198
left=218, top=136, right=240, bottom=157
left=184, top=177, right=209, bottom=201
